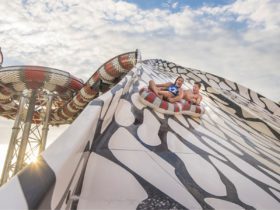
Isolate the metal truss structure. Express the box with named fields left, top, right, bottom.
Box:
left=0, top=90, right=53, bottom=184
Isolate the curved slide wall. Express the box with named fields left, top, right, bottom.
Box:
left=0, top=55, right=279, bottom=209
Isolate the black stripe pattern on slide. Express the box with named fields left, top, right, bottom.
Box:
left=17, top=156, right=56, bottom=209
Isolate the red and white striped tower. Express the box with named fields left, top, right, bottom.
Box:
left=0, top=49, right=139, bottom=185
left=0, top=49, right=84, bottom=185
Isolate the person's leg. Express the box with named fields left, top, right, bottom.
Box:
left=158, top=90, right=174, bottom=100
left=149, top=80, right=159, bottom=96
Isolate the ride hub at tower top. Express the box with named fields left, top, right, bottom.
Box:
left=0, top=49, right=279, bottom=209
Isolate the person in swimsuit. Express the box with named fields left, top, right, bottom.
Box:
left=148, top=76, right=184, bottom=103
left=183, top=82, right=203, bottom=105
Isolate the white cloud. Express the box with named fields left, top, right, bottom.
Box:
left=172, top=2, right=178, bottom=9
left=0, top=0, right=279, bottom=102
left=230, top=0, right=280, bottom=29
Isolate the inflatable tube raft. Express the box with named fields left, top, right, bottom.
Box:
left=139, top=88, right=205, bottom=117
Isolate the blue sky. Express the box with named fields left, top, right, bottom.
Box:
left=124, top=0, right=250, bottom=33
left=125, top=0, right=236, bottom=11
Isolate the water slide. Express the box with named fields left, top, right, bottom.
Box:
left=0, top=51, right=279, bottom=209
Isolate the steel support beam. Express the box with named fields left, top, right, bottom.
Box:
left=0, top=90, right=55, bottom=186
left=14, top=90, right=37, bottom=174
left=39, top=94, right=53, bottom=153
left=0, top=94, right=26, bottom=185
